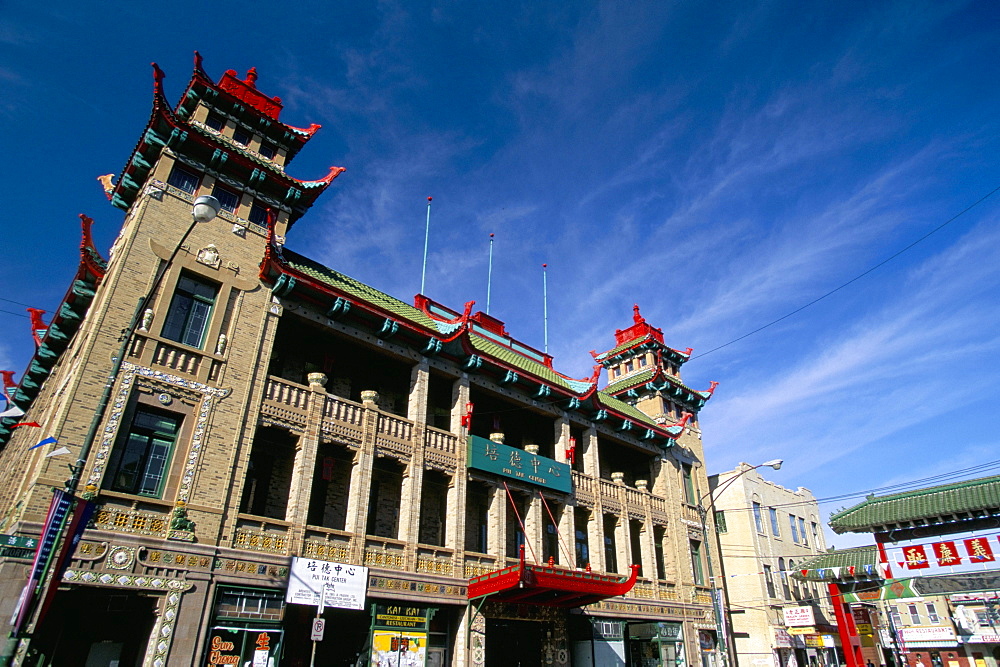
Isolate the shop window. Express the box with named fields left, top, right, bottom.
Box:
left=105, top=406, right=181, bottom=497
left=212, top=184, right=240, bottom=213
left=167, top=164, right=200, bottom=194
left=162, top=273, right=217, bottom=349
left=753, top=502, right=764, bottom=533
left=770, top=508, right=781, bottom=537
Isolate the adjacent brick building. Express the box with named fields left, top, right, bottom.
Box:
left=0, top=56, right=725, bottom=667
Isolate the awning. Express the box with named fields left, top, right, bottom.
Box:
left=468, top=552, right=639, bottom=608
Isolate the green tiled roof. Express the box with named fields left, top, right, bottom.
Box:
left=604, top=367, right=656, bottom=394
left=791, top=546, right=879, bottom=580
left=595, top=392, right=658, bottom=428
left=284, top=251, right=440, bottom=330
left=595, top=334, right=656, bottom=361
left=829, top=474, right=1000, bottom=534
left=468, top=334, right=575, bottom=392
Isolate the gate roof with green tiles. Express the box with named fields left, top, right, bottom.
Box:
left=829, top=475, right=1000, bottom=534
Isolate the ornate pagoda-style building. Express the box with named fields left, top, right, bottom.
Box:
left=0, top=55, right=722, bottom=667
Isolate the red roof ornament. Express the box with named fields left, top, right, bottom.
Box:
left=218, top=68, right=284, bottom=120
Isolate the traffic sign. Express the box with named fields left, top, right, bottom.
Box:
left=311, top=618, right=325, bottom=642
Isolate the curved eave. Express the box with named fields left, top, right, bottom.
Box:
left=0, top=227, right=104, bottom=445
left=605, top=367, right=709, bottom=411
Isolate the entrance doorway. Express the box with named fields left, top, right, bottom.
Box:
left=30, top=587, right=157, bottom=666
left=485, top=618, right=546, bottom=667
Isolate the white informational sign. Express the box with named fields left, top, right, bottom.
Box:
left=782, top=606, right=815, bottom=627
left=899, top=626, right=957, bottom=643
left=286, top=558, right=368, bottom=610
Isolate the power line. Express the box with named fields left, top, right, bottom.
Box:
left=693, top=183, right=1000, bottom=360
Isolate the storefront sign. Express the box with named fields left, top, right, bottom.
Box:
left=286, top=558, right=368, bottom=610
left=373, top=604, right=430, bottom=629
left=788, top=627, right=816, bottom=635
left=855, top=623, right=873, bottom=635
left=205, top=627, right=282, bottom=666
left=774, top=628, right=794, bottom=648
left=467, top=435, right=572, bottom=493
left=783, top=606, right=815, bottom=627
left=370, top=630, right=426, bottom=667
left=899, top=627, right=957, bottom=643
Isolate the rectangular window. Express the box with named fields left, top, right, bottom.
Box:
left=167, top=165, right=200, bottom=194
left=206, top=113, right=225, bottom=131
left=799, top=517, right=808, bottom=546
left=107, top=407, right=180, bottom=497
left=770, top=508, right=780, bottom=537
left=889, top=606, right=903, bottom=628
left=682, top=465, right=696, bottom=505
left=654, top=526, right=666, bottom=580
left=812, top=522, right=819, bottom=547
left=248, top=202, right=270, bottom=227
left=763, top=565, right=776, bottom=598
left=690, top=540, right=704, bottom=585
left=232, top=128, right=251, bottom=146
left=212, top=184, right=240, bottom=213
left=714, top=510, right=727, bottom=533
left=625, top=361, right=634, bottom=373
left=753, top=502, right=764, bottom=533
left=789, top=515, right=800, bottom=543
left=258, top=142, right=277, bottom=159
left=162, top=273, right=217, bottom=348
left=638, top=357, right=646, bottom=367
left=908, top=603, right=921, bottom=625
left=925, top=602, right=939, bottom=624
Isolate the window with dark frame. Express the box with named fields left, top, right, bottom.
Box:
left=770, top=507, right=781, bottom=537
left=205, top=113, right=225, bottom=131
left=161, top=273, right=217, bottom=349
left=682, top=464, right=696, bottom=505
left=248, top=202, right=270, bottom=227
left=799, top=517, right=808, bottom=546
left=753, top=502, right=764, bottom=533
left=789, top=514, right=800, bottom=543
left=167, top=165, right=200, bottom=194
left=232, top=127, right=251, bottom=146
left=689, top=539, right=704, bottom=585
left=106, top=406, right=181, bottom=497
left=258, top=142, right=277, bottom=159
left=212, top=184, right=240, bottom=213
left=763, top=564, right=776, bottom=598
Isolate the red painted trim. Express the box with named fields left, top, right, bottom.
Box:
left=829, top=582, right=864, bottom=667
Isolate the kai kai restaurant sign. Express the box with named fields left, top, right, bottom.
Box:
left=467, top=435, right=572, bottom=493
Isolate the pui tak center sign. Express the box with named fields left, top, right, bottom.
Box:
left=467, top=435, right=572, bottom=493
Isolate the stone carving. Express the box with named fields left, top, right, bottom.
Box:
left=196, top=244, right=220, bottom=268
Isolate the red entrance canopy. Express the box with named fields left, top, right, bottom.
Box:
left=468, top=552, right=639, bottom=608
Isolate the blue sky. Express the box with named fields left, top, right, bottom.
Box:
left=2, top=1, right=999, bottom=548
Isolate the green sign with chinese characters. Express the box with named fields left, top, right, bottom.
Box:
left=467, top=435, right=572, bottom=493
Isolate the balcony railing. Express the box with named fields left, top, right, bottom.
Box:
left=232, top=515, right=291, bottom=555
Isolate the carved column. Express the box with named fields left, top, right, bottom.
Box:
left=449, top=375, right=471, bottom=572
left=284, top=372, right=325, bottom=548
left=553, top=416, right=570, bottom=464
left=407, top=360, right=429, bottom=424
left=488, top=484, right=507, bottom=565
left=525, top=491, right=544, bottom=563
left=558, top=502, right=576, bottom=567
left=582, top=427, right=600, bottom=477
left=344, top=389, right=381, bottom=563
left=640, top=517, right=657, bottom=581
left=615, top=514, right=631, bottom=575
left=587, top=509, right=606, bottom=572
left=398, top=451, right=425, bottom=565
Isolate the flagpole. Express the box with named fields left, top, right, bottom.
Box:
left=420, top=197, right=432, bottom=295
left=542, top=264, right=549, bottom=354
left=486, top=233, right=494, bottom=315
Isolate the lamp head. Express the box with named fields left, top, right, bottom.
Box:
left=762, top=459, right=783, bottom=470
left=192, top=195, right=222, bottom=223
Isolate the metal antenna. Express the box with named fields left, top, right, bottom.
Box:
left=486, top=233, right=495, bottom=314
left=420, top=197, right=432, bottom=295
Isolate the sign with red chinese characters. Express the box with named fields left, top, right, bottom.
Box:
left=881, top=529, right=1000, bottom=579
left=783, top=606, right=816, bottom=627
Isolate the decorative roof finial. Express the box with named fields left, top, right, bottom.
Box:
left=151, top=63, right=165, bottom=96
left=633, top=303, right=643, bottom=324
left=245, top=67, right=258, bottom=88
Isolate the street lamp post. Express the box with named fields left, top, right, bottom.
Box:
left=698, top=459, right=783, bottom=667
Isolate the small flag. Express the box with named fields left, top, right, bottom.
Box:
left=45, top=447, right=70, bottom=458
left=29, top=437, right=57, bottom=450
left=0, top=405, right=25, bottom=418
